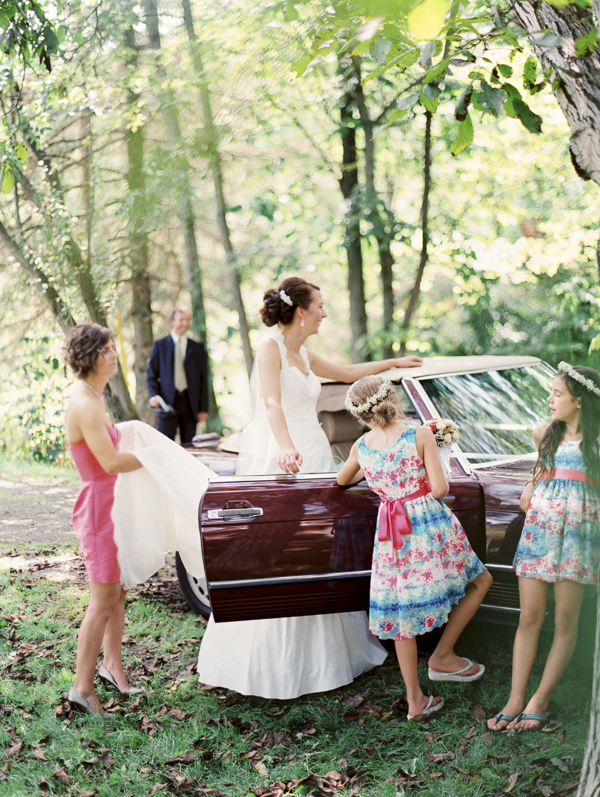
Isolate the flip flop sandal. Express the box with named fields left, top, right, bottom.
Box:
left=486, top=711, right=519, bottom=731
left=428, top=658, right=485, bottom=682
left=515, top=712, right=548, bottom=731
left=407, top=695, right=445, bottom=721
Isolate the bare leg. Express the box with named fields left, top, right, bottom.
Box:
left=428, top=570, right=493, bottom=677
left=487, top=577, right=548, bottom=730
left=73, top=581, right=124, bottom=714
left=101, top=588, right=135, bottom=690
left=395, top=638, right=442, bottom=718
left=514, top=579, right=585, bottom=730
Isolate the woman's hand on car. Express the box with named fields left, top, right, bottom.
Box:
left=278, top=446, right=303, bottom=474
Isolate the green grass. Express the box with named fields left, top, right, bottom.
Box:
left=0, top=455, right=79, bottom=484
left=0, top=542, right=592, bottom=797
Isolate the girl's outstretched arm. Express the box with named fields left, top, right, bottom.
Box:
left=416, top=426, right=448, bottom=498
left=520, top=423, right=549, bottom=512
left=337, top=440, right=364, bottom=485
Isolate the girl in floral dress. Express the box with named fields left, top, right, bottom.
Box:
left=487, top=363, right=600, bottom=732
left=338, top=377, right=492, bottom=720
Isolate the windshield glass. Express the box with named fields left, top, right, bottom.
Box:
left=419, top=364, right=555, bottom=464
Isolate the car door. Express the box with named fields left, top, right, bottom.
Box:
left=200, top=472, right=484, bottom=622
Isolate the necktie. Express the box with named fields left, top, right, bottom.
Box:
left=175, top=337, right=187, bottom=391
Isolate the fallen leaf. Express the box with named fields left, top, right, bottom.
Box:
left=254, top=762, right=269, bottom=778
left=5, top=741, right=24, bottom=758
left=481, top=732, right=493, bottom=746
left=54, top=767, right=69, bottom=786
left=464, top=725, right=478, bottom=739
left=472, top=704, right=485, bottom=721
left=502, top=770, right=519, bottom=792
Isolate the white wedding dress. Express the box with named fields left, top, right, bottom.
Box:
left=197, top=332, right=387, bottom=699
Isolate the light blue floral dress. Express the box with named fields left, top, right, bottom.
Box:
left=514, top=441, right=600, bottom=585
left=358, top=427, right=486, bottom=641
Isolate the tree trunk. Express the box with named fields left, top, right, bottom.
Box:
left=180, top=0, right=253, bottom=378
left=353, top=56, right=395, bottom=358
left=512, top=2, right=600, bottom=187
left=16, top=143, right=137, bottom=420
left=142, top=0, right=208, bottom=340
left=123, top=25, right=154, bottom=422
left=338, top=54, right=368, bottom=362
left=0, top=218, right=75, bottom=333
left=401, top=110, right=432, bottom=354
left=578, top=583, right=600, bottom=797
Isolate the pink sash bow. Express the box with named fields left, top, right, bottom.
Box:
left=377, top=484, right=432, bottom=550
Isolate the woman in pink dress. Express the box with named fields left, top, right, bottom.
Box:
left=64, top=324, right=143, bottom=716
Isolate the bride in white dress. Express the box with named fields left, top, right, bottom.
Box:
left=197, top=277, right=423, bottom=699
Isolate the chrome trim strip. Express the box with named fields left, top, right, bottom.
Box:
left=485, top=563, right=517, bottom=572
left=209, top=571, right=371, bottom=589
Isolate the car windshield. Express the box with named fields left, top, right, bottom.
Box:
left=418, top=364, right=555, bottom=464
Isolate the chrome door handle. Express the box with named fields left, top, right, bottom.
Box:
left=206, top=507, right=264, bottom=520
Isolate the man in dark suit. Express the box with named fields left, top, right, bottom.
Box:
left=147, top=308, right=209, bottom=443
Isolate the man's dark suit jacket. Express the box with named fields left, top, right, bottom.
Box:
left=146, top=335, right=209, bottom=417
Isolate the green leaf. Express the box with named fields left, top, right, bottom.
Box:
left=419, top=40, right=437, bottom=69
left=451, top=112, right=473, bottom=156
left=397, top=48, right=420, bottom=68
left=291, top=55, right=312, bottom=78
left=16, top=143, right=28, bottom=161
left=370, top=37, right=392, bottom=63
left=523, top=56, right=537, bottom=89
left=424, top=57, right=450, bottom=83
left=477, top=79, right=505, bottom=116
left=397, top=93, right=419, bottom=110
left=407, top=0, right=449, bottom=40
left=575, top=29, right=598, bottom=56
left=497, top=63, right=513, bottom=77
left=530, top=32, right=564, bottom=47
left=2, top=168, right=14, bottom=194
left=420, top=90, right=438, bottom=113
left=512, top=97, right=543, bottom=133
left=589, top=334, right=600, bottom=354
left=454, top=86, right=472, bottom=121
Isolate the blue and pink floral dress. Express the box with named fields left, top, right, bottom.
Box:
left=514, top=440, right=600, bottom=585
left=357, top=426, right=486, bottom=641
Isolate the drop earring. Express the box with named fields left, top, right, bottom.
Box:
left=300, top=318, right=305, bottom=327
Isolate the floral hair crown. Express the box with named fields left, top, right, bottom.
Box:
left=345, top=380, right=394, bottom=415
left=279, top=289, right=293, bottom=306
left=558, top=361, right=600, bottom=398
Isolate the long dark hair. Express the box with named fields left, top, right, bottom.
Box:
left=533, top=365, right=600, bottom=489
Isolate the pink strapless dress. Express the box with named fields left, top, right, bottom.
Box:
left=69, top=425, right=121, bottom=584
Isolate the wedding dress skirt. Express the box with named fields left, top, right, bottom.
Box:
left=197, top=331, right=387, bottom=698
left=198, top=612, right=387, bottom=699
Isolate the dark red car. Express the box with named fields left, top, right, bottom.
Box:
left=178, top=355, right=554, bottom=622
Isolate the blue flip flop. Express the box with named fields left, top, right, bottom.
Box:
left=486, top=711, right=518, bottom=731
left=515, top=712, right=548, bottom=730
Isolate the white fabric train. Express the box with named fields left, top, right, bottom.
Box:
left=112, top=420, right=215, bottom=589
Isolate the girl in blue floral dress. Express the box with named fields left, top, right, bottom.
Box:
left=488, top=362, right=600, bottom=732
left=338, top=377, right=492, bottom=721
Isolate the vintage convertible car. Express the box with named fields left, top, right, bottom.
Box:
left=177, top=355, right=555, bottom=623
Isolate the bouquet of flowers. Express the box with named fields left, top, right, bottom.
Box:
left=424, top=418, right=459, bottom=447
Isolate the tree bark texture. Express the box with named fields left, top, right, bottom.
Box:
left=143, top=0, right=208, bottom=341
left=577, top=583, right=600, bottom=797
left=401, top=110, right=432, bottom=353
left=124, top=25, right=154, bottom=422
left=512, top=1, right=600, bottom=187
left=181, top=0, right=253, bottom=379
left=353, top=56, right=395, bottom=358
left=338, top=55, right=368, bottom=362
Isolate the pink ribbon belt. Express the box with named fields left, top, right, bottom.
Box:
left=540, top=468, right=596, bottom=487
left=378, top=485, right=431, bottom=550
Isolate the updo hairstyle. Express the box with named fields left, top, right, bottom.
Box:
left=346, top=376, right=402, bottom=429
left=259, top=276, right=319, bottom=327
left=65, top=323, right=112, bottom=379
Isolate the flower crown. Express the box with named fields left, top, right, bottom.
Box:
left=279, top=289, right=293, bottom=306
left=558, top=361, right=600, bottom=398
left=345, top=380, right=394, bottom=415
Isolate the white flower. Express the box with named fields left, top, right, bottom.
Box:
left=444, top=433, right=452, bottom=444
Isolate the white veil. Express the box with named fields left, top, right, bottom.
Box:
left=235, top=326, right=283, bottom=476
